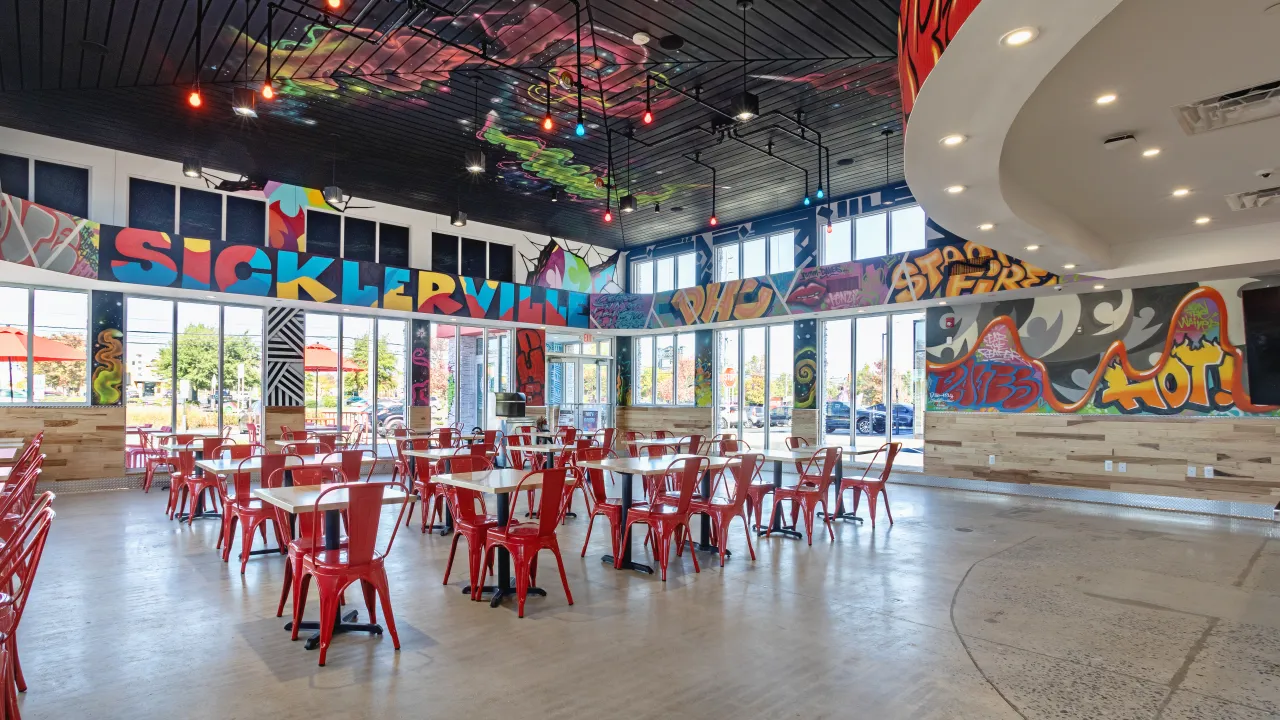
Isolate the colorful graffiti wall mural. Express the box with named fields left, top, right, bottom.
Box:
left=93, top=224, right=591, bottom=329
left=926, top=282, right=1278, bottom=416
left=898, top=0, right=983, bottom=118
left=410, top=319, right=432, bottom=408
left=794, top=319, right=818, bottom=410
left=515, top=329, right=547, bottom=406
left=259, top=182, right=328, bottom=253
left=521, top=236, right=624, bottom=294
left=0, top=192, right=98, bottom=278
left=90, top=290, right=124, bottom=406
left=607, top=238, right=1060, bottom=330
left=694, top=330, right=714, bottom=408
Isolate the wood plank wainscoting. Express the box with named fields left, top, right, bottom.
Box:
left=408, top=406, right=431, bottom=434
left=617, top=406, right=714, bottom=443
left=791, top=410, right=819, bottom=446
left=0, top=405, right=126, bottom=483
left=925, top=412, right=1280, bottom=504
left=263, top=407, right=306, bottom=446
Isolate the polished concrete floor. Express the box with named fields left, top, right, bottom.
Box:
left=17, top=480, right=1280, bottom=719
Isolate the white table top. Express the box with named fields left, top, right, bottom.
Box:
left=0, top=466, right=10, bottom=480
left=431, top=469, right=546, bottom=494
left=576, top=454, right=734, bottom=475
left=623, top=438, right=687, bottom=447
left=402, top=448, right=497, bottom=461
left=271, top=439, right=336, bottom=447
left=195, top=453, right=374, bottom=475
left=515, top=444, right=573, bottom=454
left=254, top=483, right=411, bottom=514
left=510, top=431, right=560, bottom=439
left=152, top=430, right=222, bottom=440
left=0, top=447, right=17, bottom=461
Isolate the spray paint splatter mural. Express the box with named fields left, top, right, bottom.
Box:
left=926, top=282, right=1279, bottom=416
left=521, top=235, right=624, bottom=294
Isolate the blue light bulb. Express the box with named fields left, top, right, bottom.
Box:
left=816, top=188, right=825, bottom=199
left=803, top=196, right=811, bottom=206
left=575, top=122, right=586, bottom=137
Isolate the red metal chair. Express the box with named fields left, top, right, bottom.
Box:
left=838, top=442, right=902, bottom=530
left=399, top=439, right=446, bottom=533
left=505, top=433, right=532, bottom=470
left=178, top=441, right=234, bottom=525
left=690, top=453, right=762, bottom=567
left=482, top=468, right=574, bottom=618
left=0, top=459, right=43, bottom=539
left=619, top=457, right=705, bottom=581
left=0, top=496, right=54, bottom=712
left=640, top=444, right=676, bottom=502
left=309, top=432, right=340, bottom=453
left=323, top=449, right=374, bottom=483
left=280, top=425, right=296, bottom=440
left=275, top=462, right=344, bottom=619
left=429, top=428, right=456, bottom=449
left=598, top=428, right=616, bottom=451
left=143, top=431, right=190, bottom=494
left=681, top=434, right=705, bottom=455
left=221, top=452, right=288, bottom=573
left=578, top=448, right=622, bottom=558
left=166, top=450, right=198, bottom=520
left=292, top=481, right=410, bottom=666
left=214, top=444, right=265, bottom=551
left=719, top=437, right=750, bottom=454
left=556, top=427, right=578, bottom=445
left=441, top=455, right=497, bottom=600
left=786, top=436, right=810, bottom=474
left=481, top=429, right=504, bottom=449
left=652, top=430, right=673, bottom=440
left=247, top=422, right=260, bottom=444
left=769, top=447, right=840, bottom=545
left=288, top=442, right=320, bottom=456
left=623, top=430, right=646, bottom=458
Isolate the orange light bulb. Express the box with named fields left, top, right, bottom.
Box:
left=643, top=110, right=653, bottom=124
left=326, top=0, right=341, bottom=9
left=709, top=215, right=718, bottom=226
left=187, top=90, right=202, bottom=108
left=604, top=210, right=613, bottom=223
left=262, top=82, right=275, bottom=100
left=542, top=114, right=553, bottom=131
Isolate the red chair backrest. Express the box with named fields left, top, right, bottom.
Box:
left=174, top=433, right=196, bottom=445
left=663, top=457, right=706, bottom=517
left=469, top=443, right=494, bottom=457
left=719, top=438, right=748, bottom=454
left=482, top=429, right=500, bottom=446
left=172, top=450, right=196, bottom=478
left=0, top=460, right=42, bottom=523
left=652, top=430, right=672, bottom=440
left=506, top=434, right=528, bottom=470
left=392, top=428, right=410, bottom=439
left=229, top=455, right=261, bottom=508
left=577, top=447, right=614, bottom=506
left=290, top=442, right=319, bottom=456
left=642, top=444, right=672, bottom=459
left=445, top=454, right=493, bottom=475
left=558, top=427, right=578, bottom=444
left=599, top=428, right=616, bottom=450
left=434, top=428, right=456, bottom=448
left=261, top=454, right=296, bottom=490
left=323, top=450, right=370, bottom=483
left=512, top=468, right=567, bottom=535
left=786, top=436, right=809, bottom=449
left=723, top=453, right=763, bottom=508
left=279, top=425, right=295, bottom=441
left=310, top=432, right=339, bottom=452
left=221, top=444, right=257, bottom=461
left=201, top=437, right=227, bottom=456
left=310, top=482, right=408, bottom=565
left=799, top=447, right=840, bottom=491
left=684, top=434, right=704, bottom=455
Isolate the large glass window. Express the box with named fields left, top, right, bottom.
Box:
left=714, top=233, right=792, bottom=280
left=632, top=260, right=654, bottom=294
left=175, top=303, right=220, bottom=432
left=891, top=312, right=926, bottom=469
left=0, top=287, right=30, bottom=403
left=304, top=314, right=341, bottom=429
left=823, top=220, right=853, bottom=265
left=854, top=315, right=888, bottom=453
left=633, top=252, right=696, bottom=292
left=485, top=328, right=512, bottom=429
left=742, top=237, right=767, bottom=278
left=457, top=327, right=484, bottom=431
left=655, top=257, right=676, bottom=293
left=431, top=324, right=457, bottom=428
left=125, top=298, right=174, bottom=430
left=377, top=319, right=408, bottom=447
left=222, top=306, right=263, bottom=437
left=767, top=324, right=793, bottom=448
left=823, top=204, right=928, bottom=265
left=677, top=252, right=697, bottom=289
left=821, top=318, right=853, bottom=449
left=769, top=232, right=795, bottom=273
left=676, top=333, right=696, bottom=405
left=32, top=290, right=88, bottom=403
left=855, top=213, right=888, bottom=259
left=634, top=336, right=654, bottom=405
left=341, top=316, right=375, bottom=438
left=654, top=335, right=674, bottom=405
left=890, top=205, right=927, bottom=254
left=716, top=330, right=739, bottom=434
left=715, top=244, right=740, bottom=282
left=742, top=327, right=766, bottom=449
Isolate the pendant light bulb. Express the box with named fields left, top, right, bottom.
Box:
left=604, top=209, right=613, bottom=223
left=187, top=88, right=202, bottom=108
left=643, top=76, right=654, bottom=124
left=261, top=81, right=275, bottom=100
left=816, top=187, right=825, bottom=199
left=576, top=122, right=586, bottom=137
left=326, top=0, right=341, bottom=9
left=709, top=215, right=718, bottom=227
left=643, top=110, right=653, bottom=125
left=803, top=196, right=811, bottom=206
left=826, top=221, right=834, bottom=234
left=542, top=114, right=554, bottom=131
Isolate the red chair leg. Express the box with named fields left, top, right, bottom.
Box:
left=290, top=573, right=312, bottom=641
left=881, top=487, right=893, bottom=525
left=851, top=486, right=863, bottom=516
left=550, top=543, right=573, bottom=606
left=515, top=549, right=530, bottom=618
left=579, top=513, right=597, bottom=557
left=866, top=486, right=879, bottom=530
left=222, top=515, right=238, bottom=562
left=360, top=579, right=378, bottom=625
left=315, top=577, right=340, bottom=666
left=443, top=533, right=462, bottom=585
left=685, top=526, right=700, bottom=574
left=374, top=567, right=400, bottom=649
left=741, top=515, right=756, bottom=560
left=9, top=636, right=24, bottom=693
left=277, top=558, right=292, bottom=617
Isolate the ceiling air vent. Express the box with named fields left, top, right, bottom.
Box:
left=1175, top=80, right=1280, bottom=135
left=1225, top=186, right=1280, bottom=211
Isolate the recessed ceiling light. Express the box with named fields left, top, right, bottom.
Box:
left=999, top=27, right=1038, bottom=47
left=1024, top=245, right=1040, bottom=251
left=1142, top=148, right=1161, bottom=157
left=1195, top=216, right=1212, bottom=224
left=655, top=170, right=664, bottom=174
left=944, top=185, right=966, bottom=194
left=978, top=223, right=994, bottom=231
left=939, top=134, right=966, bottom=146
left=1172, top=187, right=1190, bottom=197
left=937, top=300, right=947, bottom=305
left=1095, top=93, right=1117, bottom=105
left=1063, top=263, right=1077, bottom=270
left=1093, top=284, right=1105, bottom=290
left=632, top=31, right=651, bottom=45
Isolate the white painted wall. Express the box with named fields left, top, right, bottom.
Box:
left=0, top=126, right=621, bottom=286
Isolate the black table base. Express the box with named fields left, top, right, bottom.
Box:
left=464, top=582, right=547, bottom=608
left=601, top=471, right=656, bottom=575
left=601, top=554, right=654, bottom=574
left=285, top=609, right=383, bottom=653
left=693, top=468, right=731, bottom=557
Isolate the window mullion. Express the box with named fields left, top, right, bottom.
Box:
left=25, top=289, right=33, bottom=405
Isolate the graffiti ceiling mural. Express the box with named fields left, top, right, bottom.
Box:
left=897, top=0, right=983, bottom=118
left=0, top=193, right=98, bottom=278
left=927, top=282, right=1278, bottom=416
left=522, top=236, right=623, bottom=295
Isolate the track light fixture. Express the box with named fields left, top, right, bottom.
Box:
left=881, top=128, right=895, bottom=205
left=464, top=149, right=485, bottom=173
left=620, top=195, right=637, bottom=213
left=465, top=77, right=486, bottom=173
left=643, top=77, right=654, bottom=124
left=654, top=202, right=661, bottom=213
left=550, top=188, right=560, bottom=202
left=451, top=209, right=467, bottom=227
left=232, top=87, right=258, bottom=117
left=322, top=185, right=343, bottom=206
left=182, top=160, right=202, bottom=178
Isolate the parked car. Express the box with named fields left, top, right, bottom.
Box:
left=376, top=402, right=405, bottom=436
left=769, top=405, right=792, bottom=427
left=824, top=401, right=851, bottom=433
left=855, top=403, right=915, bottom=434
left=746, top=405, right=765, bottom=428
left=718, top=404, right=740, bottom=429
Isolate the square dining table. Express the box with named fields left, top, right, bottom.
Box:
left=574, top=454, right=735, bottom=574
left=401, top=448, right=499, bottom=534
left=429, top=469, right=544, bottom=608
left=254, top=482, right=412, bottom=650
left=721, top=447, right=882, bottom=536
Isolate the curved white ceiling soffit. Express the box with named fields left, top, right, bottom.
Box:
left=903, top=0, right=1123, bottom=274
left=905, top=0, right=1280, bottom=283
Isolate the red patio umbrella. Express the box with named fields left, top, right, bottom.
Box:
left=303, top=343, right=362, bottom=424
left=0, top=326, right=84, bottom=397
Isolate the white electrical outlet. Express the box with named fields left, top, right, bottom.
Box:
left=1118, top=462, right=1127, bottom=473
left=988, top=454, right=996, bottom=465
left=1187, top=466, right=1197, bottom=478
left=1104, top=460, right=1114, bottom=471
left=1205, top=465, right=1215, bottom=478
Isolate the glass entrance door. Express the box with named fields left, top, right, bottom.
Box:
left=548, top=355, right=613, bottom=431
